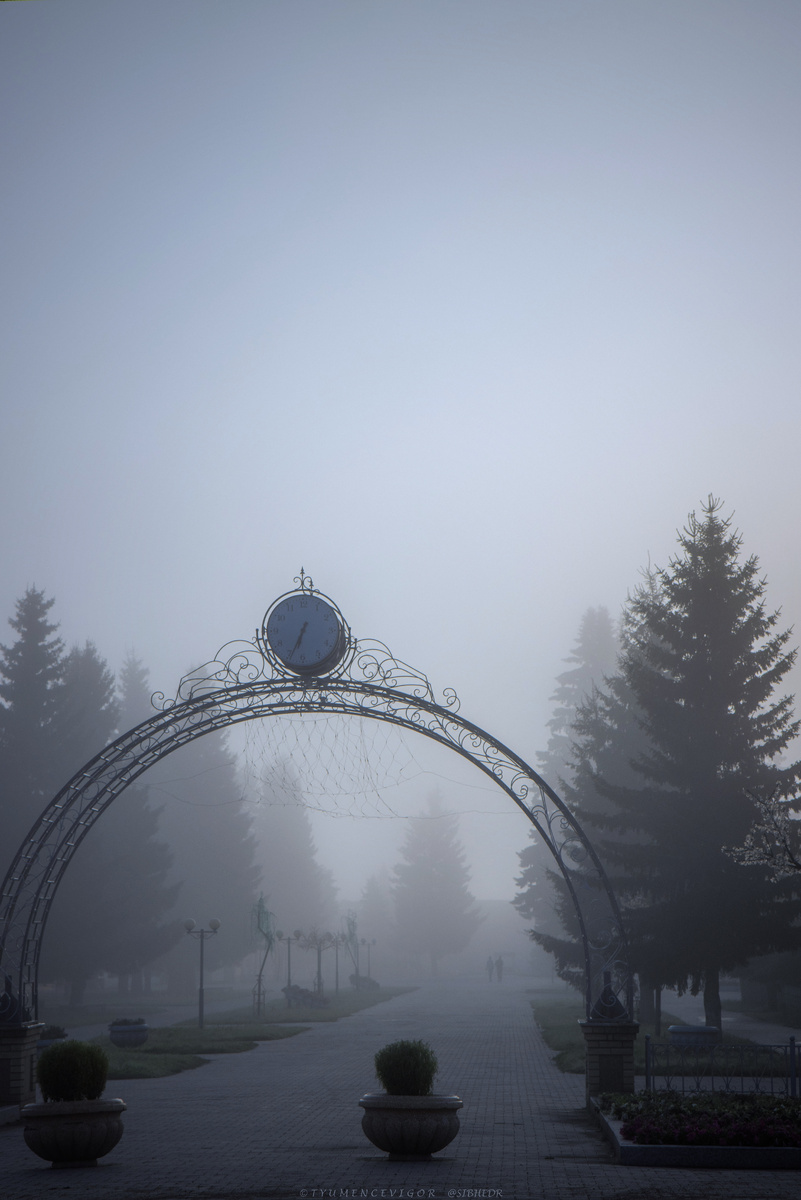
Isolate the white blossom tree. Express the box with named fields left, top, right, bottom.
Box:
left=726, top=790, right=801, bottom=881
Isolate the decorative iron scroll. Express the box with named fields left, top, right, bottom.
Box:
left=0, top=585, right=631, bottom=1026
left=155, top=573, right=456, bottom=714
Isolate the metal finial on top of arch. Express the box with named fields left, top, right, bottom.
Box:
left=0, top=577, right=632, bottom=1028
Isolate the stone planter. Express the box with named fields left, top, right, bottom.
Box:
left=22, top=1098, right=127, bottom=1167
left=108, top=1023, right=149, bottom=1049
left=358, top=1093, right=463, bottom=1160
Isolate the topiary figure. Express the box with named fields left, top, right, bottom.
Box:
left=374, top=1039, right=438, bottom=1096
left=37, top=1040, right=109, bottom=1102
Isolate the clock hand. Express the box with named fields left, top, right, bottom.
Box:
left=291, top=622, right=309, bottom=655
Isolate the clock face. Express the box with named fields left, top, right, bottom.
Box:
left=264, top=594, right=345, bottom=675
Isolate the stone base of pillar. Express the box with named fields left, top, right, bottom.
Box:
left=579, top=1020, right=639, bottom=1106
left=0, top=1023, right=44, bottom=1110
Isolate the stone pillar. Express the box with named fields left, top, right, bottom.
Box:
left=579, top=1020, right=639, bottom=1105
left=0, top=1023, right=44, bottom=1110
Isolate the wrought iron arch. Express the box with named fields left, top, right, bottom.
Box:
left=0, top=575, right=631, bottom=1026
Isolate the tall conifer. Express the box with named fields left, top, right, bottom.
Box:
left=513, top=607, right=618, bottom=982
left=41, top=647, right=182, bottom=1002
left=0, top=588, right=65, bottom=876
left=152, top=726, right=261, bottom=985
left=570, top=499, right=801, bottom=1026
left=253, top=766, right=338, bottom=936
left=392, top=793, right=482, bottom=974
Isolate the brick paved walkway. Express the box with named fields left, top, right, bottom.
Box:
left=2, top=978, right=800, bottom=1200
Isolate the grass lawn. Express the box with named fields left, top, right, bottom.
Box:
left=190, top=986, right=417, bottom=1026
left=94, top=1022, right=308, bottom=1080
left=85, top=986, right=415, bottom=1079
left=529, top=993, right=745, bottom=1074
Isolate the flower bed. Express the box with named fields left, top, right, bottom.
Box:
left=600, top=1091, right=801, bottom=1147
left=592, top=1092, right=801, bottom=1168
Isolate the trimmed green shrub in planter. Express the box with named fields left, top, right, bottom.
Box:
left=38, top=1041, right=108, bottom=1101
left=360, top=1040, right=462, bottom=1160
left=374, top=1039, right=438, bottom=1095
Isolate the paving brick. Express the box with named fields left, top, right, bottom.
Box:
left=1, top=980, right=800, bottom=1200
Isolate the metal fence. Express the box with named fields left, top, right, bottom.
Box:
left=644, top=1035, right=798, bottom=1097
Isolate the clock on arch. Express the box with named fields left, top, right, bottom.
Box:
left=262, top=585, right=348, bottom=676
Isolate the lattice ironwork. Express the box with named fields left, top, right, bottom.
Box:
left=0, top=576, right=631, bottom=1025
left=644, top=1036, right=799, bottom=1097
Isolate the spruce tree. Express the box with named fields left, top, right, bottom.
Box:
left=117, top=651, right=154, bottom=732
left=252, top=764, right=338, bottom=935
left=0, top=588, right=65, bottom=877
left=356, top=873, right=395, bottom=980
left=39, top=641, right=120, bottom=1002
left=513, top=607, right=618, bottom=985
left=558, top=592, right=672, bottom=1013
left=536, top=606, right=618, bottom=790
left=56, top=641, right=120, bottom=773
left=574, top=499, right=801, bottom=1028
left=94, top=654, right=182, bottom=994
left=392, top=793, right=482, bottom=974
left=152, top=725, right=261, bottom=986
left=41, top=647, right=182, bottom=1003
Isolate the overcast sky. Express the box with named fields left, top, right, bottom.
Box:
left=3, top=2, right=800, bottom=899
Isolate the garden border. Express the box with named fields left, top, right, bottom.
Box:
left=590, top=1098, right=801, bottom=1168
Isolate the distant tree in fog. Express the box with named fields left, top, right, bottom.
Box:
left=514, top=606, right=618, bottom=985
left=391, top=793, right=482, bottom=974
left=151, top=724, right=261, bottom=982
left=0, top=597, right=184, bottom=1003
left=0, top=587, right=65, bottom=878
left=536, top=606, right=618, bottom=792
left=42, top=648, right=182, bottom=1003
left=358, top=873, right=394, bottom=942
left=38, top=639, right=119, bottom=1002
left=355, top=872, right=395, bottom=978
left=556, top=583, right=681, bottom=1014
left=55, top=639, right=120, bottom=774
left=252, top=764, right=338, bottom=935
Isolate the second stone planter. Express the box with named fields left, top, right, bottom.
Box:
left=358, top=1093, right=463, bottom=1160
left=108, top=1023, right=149, bottom=1049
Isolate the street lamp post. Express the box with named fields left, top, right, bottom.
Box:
left=360, top=937, right=377, bottom=979
left=334, top=933, right=345, bottom=996
left=304, top=931, right=334, bottom=995
left=184, top=919, right=220, bottom=1029
left=276, top=930, right=302, bottom=1005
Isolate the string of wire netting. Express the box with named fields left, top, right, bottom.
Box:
left=239, top=713, right=518, bottom=821
left=146, top=711, right=524, bottom=822
left=240, top=713, right=419, bottom=818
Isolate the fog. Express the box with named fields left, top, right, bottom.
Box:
left=3, top=3, right=801, bottom=907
